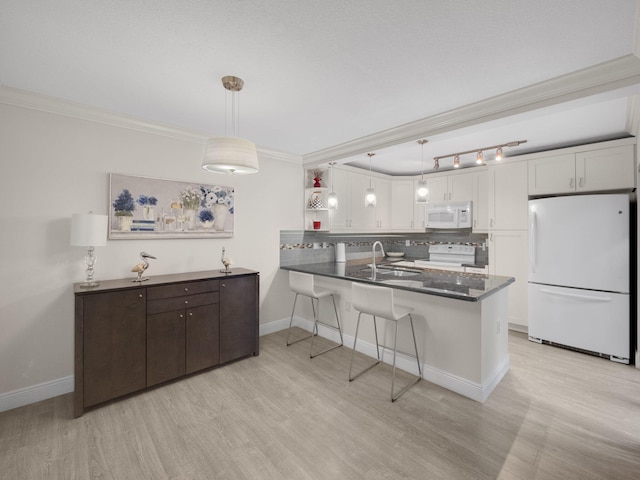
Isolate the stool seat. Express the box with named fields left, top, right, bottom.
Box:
left=350, top=282, right=422, bottom=402
left=287, top=271, right=343, bottom=358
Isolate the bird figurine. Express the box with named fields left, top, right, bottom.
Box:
left=220, top=246, right=232, bottom=273
left=132, top=251, right=157, bottom=282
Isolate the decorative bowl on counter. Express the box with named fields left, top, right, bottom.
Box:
left=386, top=252, right=405, bottom=257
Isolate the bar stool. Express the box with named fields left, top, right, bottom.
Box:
left=349, top=282, right=422, bottom=402
left=286, top=271, right=343, bottom=358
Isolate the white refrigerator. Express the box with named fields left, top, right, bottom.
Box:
left=528, top=194, right=630, bottom=363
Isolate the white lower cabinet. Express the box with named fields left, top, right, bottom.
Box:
left=489, top=229, right=528, bottom=329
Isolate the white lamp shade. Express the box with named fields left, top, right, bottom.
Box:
left=71, top=213, right=108, bottom=247
left=202, top=137, right=259, bottom=174
left=416, top=179, right=428, bottom=203
left=365, top=187, right=377, bottom=207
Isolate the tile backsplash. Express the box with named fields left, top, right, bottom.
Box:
left=280, top=230, right=489, bottom=267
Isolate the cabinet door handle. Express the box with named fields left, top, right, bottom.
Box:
left=179, top=314, right=184, bottom=318
left=489, top=218, right=494, bottom=228
left=490, top=233, right=493, bottom=241
left=222, top=284, right=226, bottom=288
left=443, top=193, right=446, bottom=201
left=184, top=287, right=189, bottom=292
left=184, top=300, right=188, bottom=305
left=139, top=294, right=143, bottom=298
left=569, top=178, right=574, bottom=188
left=578, top=177, right=584, bottom=188
left=188, top=312, right=193, bottom=316
left=448, top=192, right=451, bottom=200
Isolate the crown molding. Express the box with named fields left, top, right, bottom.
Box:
left=0, top=85, right=302, bottom=164
left=303, top=54, right=640, bottom=166
left=0, top=85, right=211, bottom=143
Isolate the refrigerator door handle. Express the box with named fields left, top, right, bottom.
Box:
left=539, top=288, right=612, bottom=302
left=529, top=211, right=536, bottom=273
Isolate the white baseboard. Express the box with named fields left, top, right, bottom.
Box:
left=0, top=375, right=73, bottom=413
left=263, top=315, right=508, bottom=402
left=1, top=316, right=506, bottom=412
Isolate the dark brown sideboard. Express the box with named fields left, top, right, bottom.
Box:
left=74, top=269, right=259, bottom=417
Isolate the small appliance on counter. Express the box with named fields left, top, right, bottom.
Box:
left=335, top=242, right=346, bottom=262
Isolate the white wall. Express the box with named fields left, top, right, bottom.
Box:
left=0, top=88, right=303, bottom=407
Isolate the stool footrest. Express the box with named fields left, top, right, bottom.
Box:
left=286, top=332, right=314, bottom=347
left=310, top=342, right=342, bottom=359
left=349, top=359, right=381, bottom=382
left=392, top=376, right=421, bottom=402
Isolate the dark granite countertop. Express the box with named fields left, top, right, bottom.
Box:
left=280, top=262, right=514, bottom=302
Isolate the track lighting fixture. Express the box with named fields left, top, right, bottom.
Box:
left=433, top=140, right=527, bottom=169
left=416, top=139, right=429, bottom=203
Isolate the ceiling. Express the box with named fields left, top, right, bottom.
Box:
left=2, top=0, right=640, bottom=175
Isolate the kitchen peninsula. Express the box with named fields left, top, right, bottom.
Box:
left=281, top=259, right=514, bottom=401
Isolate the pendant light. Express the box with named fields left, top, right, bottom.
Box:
left=327, top=162, right=338, bottom=209
left=365, top=153, right=376, bottom=207
left=201, top=76, right=259, bottom=174
left=415, top=139, right=429, bottom=203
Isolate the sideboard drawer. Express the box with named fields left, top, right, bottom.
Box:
left=147, top=279, right=219, bottom=301
left=147, top=291, right=219, bottom=315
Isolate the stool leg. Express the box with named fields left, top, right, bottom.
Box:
left=349, top=312, right=381, bottom=382
left=410, top=314, right=423, bottom=379
left=286, top=293, right=312, bottom=347
left=390, top=313, right=422, bottom=402
left=310, top=295, right=343, bottom=358
left=332, top=294, right=344, bottom=347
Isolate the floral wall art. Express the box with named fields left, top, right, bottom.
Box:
left=109, top=173, right=234, bottom=239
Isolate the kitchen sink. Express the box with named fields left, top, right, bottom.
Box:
left=377, top=269, right=420, bottom=277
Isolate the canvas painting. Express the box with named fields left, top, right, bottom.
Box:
left=109, top=174, right=234, bottom=239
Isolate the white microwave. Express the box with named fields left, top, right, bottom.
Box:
left=425, top=201, right=472, bottom=229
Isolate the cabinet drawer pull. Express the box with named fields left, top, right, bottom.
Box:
left=189, top=312, right=193, bottom=316
left=139, top=294, right=143, bottom=298
left=179, top=314, right=184, bottom=318
left=184, top=300, right=188, bottom=304
left=184, top=287, right=189, bottom=292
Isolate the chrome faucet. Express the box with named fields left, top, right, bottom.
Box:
left=371, top=241, right=386, bottom=277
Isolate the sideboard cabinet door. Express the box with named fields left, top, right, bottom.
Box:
left=147, top=310, right=186, bottom=386
left=219, top=275, right=259, bottom=364
left=82, top=289, right=146, bottom=407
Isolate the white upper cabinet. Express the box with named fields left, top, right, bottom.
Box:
left=448, top=172, right=474, bottom=202
left=528, top=154, right=576, bottom=195
left=329, top=167, right=390, bottom=231
left=488, top=160, right=528, bottom=230
left=528, top=144, right=635, bottom=196
left=473, top=169, right=489, bottom=232
left=576, top=145, right=636, bottom=192
left=426, top=172, right=474, bottom=203
left=390, top=180, right=415, bottom=230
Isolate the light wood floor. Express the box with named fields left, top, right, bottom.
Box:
left=1, top=330, right=640, bottom=480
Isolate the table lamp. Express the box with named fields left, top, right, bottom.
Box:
left=71, top=212, right=108, bottom=287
